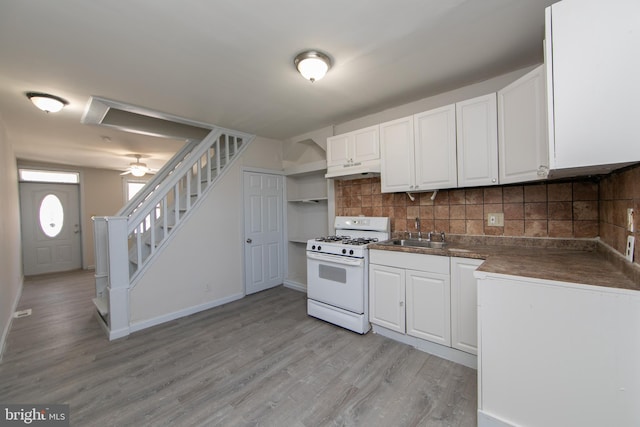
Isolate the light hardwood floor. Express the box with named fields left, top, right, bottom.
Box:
left=0, top=270, right=477, bottom=426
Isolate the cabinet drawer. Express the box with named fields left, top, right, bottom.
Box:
left=370, top=250, right=449, bottom=274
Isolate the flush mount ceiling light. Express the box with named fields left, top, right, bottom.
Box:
left=294, top=50, right=332, bottom=82
left=26, top=92, right=69, bottom=113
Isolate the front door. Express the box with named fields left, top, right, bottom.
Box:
left=243, top=171, right=284, bottom=295
left=19, top=182, right=82, bottom=275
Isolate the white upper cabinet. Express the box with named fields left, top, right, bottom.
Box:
left=326, top=125, right=379, bottom=168
left=456, top=93, right=499, bottom=187
left=545, top=0, right=640, bottom=172
left=380, top=105, right=457, bottom=193
left=380, top=116, right=414, bottom=193
left=498, top=65, right=549, bottom=184
left=414, top=105, right=458, bottom=190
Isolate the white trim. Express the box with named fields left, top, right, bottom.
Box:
left=478, top=410, right=517, bottom=427
left=283, top=280, right=306, bottom=293
left=128, top=293, right=244, bottom=334
left=0, top=276, right=24, bottom=362
left=371, top=324, right=477, bottom=369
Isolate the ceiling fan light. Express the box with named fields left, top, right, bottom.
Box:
left=26, top=92, right=68, bottom=113
left=294, top=51, right=331, bottom=82
left=130, top=166, right=146, bottom=177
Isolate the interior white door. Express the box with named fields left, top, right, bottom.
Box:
left=243, top=171, right=284, bottom=295
left=20, top=182, right=82, bottom=275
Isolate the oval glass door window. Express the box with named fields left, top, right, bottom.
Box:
left=39, top=194, right=64, bottom=238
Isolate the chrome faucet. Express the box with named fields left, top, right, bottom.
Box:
left=415, top=217, right=421, bottom=239
left=427, top=231, right=433, bottom=242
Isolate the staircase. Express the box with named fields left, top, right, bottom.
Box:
left=92, top=127, right=254, bottom=339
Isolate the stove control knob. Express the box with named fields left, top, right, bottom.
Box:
left=318, top=246, right=321, bottom=251
left=349, top=250, right=354, bottom=255
left=312, top=245, right=316, bottom=250
left=342, top=249, right=346, bottom=254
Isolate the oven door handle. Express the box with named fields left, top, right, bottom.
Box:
left=306, top=251, right=364, bottom=267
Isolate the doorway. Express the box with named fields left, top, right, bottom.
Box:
left=19, top=181, right=82, bottom=275
left=243, top=171, right=284, bottom=295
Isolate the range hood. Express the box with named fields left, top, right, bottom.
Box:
left=324, top=160, right=381, bottom=180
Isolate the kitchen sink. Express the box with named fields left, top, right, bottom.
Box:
left=382, top=239, right=447, bottom=249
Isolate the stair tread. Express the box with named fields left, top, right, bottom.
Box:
left=92, top=297, right=109, bottom=316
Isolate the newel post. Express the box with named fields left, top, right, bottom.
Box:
left=106, top=216, right=130, bottom=339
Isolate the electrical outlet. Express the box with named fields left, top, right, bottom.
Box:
left=628, top=208, right=635, bottom=232
left=626, top=236, right=635, bottom=262
left=487, top=213, right=504, bottom=227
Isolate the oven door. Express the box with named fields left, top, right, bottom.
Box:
left=306, top=251, right=365, bottom=313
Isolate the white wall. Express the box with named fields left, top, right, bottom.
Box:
left=0, top=115, right=23, bottom=360
left=129, top=136, right=283, bottom=326
left=334, top=65, right=537, bottom=135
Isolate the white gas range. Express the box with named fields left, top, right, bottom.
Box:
left=306, top=216, right=390, bottom=334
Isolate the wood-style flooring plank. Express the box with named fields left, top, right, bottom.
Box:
left=0, top=270, right=477, bottom=426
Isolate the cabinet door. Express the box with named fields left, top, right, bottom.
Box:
left=369, top=264, right=405, bottom=333
left=351, top=125, right=380, bottom=163
left=547, top=0, right=640, bottom=170
left=450, top=257, right=483, bottom=355
left=456, top=93, right=499, bottom=187
left=406, top=269, right=451, bottom=346
left=326, top=134, right=351, bottom=168
left=414, top=104, right=458, bottom=191
left=380, top=116, right=414, bottom=193
left=498, top=65, right=548, bottom=184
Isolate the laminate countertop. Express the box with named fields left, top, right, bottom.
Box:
left=368, top=235, right=640, bottom=292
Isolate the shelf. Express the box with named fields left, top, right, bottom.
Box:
left=288, top=237, right=311, bottom=244
left=283, top=160, right=327, bottom=176
left=287, top=197, right=328, bottom=203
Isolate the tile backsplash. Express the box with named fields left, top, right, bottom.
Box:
left=598, top=164, right=640, bottom=257
left=335, top=177, right=600, bottom=239
left=335, top=162, right=640, bottom=260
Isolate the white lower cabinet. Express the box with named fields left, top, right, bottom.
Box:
left=476, top=272, right=640, bottom=427
left=450, top=257, right=483, bottom=355
left=369, top=264, right=405, bottom=333
left=369, top=250, right=450, bottom=346
left=406, top=269, right=450, bottom=346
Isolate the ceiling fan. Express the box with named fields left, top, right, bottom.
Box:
left=120, top=154, right=156, bottom=177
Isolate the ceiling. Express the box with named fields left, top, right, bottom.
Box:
left=0, top=0, right=556, bottom=173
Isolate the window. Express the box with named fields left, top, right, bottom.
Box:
left=127, top=181, right=147, bottom=200
left=39, top=194, right=64, bottom=237
left=19, top=169, right=79, bottom=183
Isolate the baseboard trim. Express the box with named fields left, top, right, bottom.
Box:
left=0, top=276, right=24, bottom=363
left=283, top=280, right=306, bottom=293
left=478, top=410, right=517, bottom=427
left=128, top=293, right=244, bottom=334
left=371, top=324, right=477, bottom=369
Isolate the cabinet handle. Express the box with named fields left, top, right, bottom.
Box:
left=491, top=178, right=497, bottom=183
left=246, top=238, right=252, bottom=243
left=399, top=301, right=404, bottom=307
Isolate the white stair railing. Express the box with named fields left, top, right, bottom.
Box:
left=92, top=127, right=254, bottom=339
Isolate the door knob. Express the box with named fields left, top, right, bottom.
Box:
left=246, top=238, right=252, bottom=243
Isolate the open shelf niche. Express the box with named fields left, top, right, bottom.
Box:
left=284, top=160, right=333, bottom=291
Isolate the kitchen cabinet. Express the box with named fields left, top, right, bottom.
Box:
left=326, top=125, right=380, bottom=169
left=369, top=250, right=450, bottom=346
left=476, top=271, right=640, bottom=427
left=379, top=116, right=414, bottom=193
left=450, top=257, right=483, bottom=355
left=498, top=65, right=549, bottom=184
left=284, top=164, right=331, bottom=290
left=545, top=0, right=640, bottom=173
left=380, top=105, right=457, bottom=193
left=369, top=263, right=405, bottom=333
left=456, top=93, right=498, bottom=187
